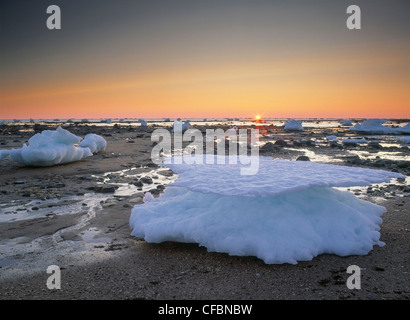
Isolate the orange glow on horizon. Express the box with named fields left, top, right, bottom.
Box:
left=1, top=43, right=409, bottom=120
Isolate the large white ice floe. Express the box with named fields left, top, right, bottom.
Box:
left=0, top=126, right=106, bottom=167
left=349, top=119, right=406, bottom=135
left=129, top=156, right=404, bottom=264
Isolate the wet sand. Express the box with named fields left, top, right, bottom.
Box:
left=0, top=121, right=409, bottom=300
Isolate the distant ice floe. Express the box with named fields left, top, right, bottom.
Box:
left=284, top=119, right=303, bottom=131
left=397, top=136, right=410, bottom=143
left=130, top=155, right=403, bottom=264
left=0, top=126, right=106, bottom=167
left=350, top=119, right=409, bottom=135
left=339, top=119, right=353, bottom=126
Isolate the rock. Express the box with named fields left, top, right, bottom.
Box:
left=94, top=185, right=118, bottom=193
left=329, top=141, right=342, bottom=149
left=274, top=139, right=287, bottom=147
left=397, top=161, right=410, bottom=168
left=292, top=140, right=304, bottom=147
left=157, top=169, right=174, bottom=177
left=140, top=177, right=153, bottom=184
left=346, top=155, right=363, bottom=165
left=259, top=142, right=278, bottom=153
left=296, top=155, right=310, bottom=161
left=14, top=180, right=26, bottom=185
left=133, top=180, right=144, bottom=187
left=306, top=140, right=316, bottom=147
left=101, top=198, right=119, bottom=208
left=142, top=161, right=158, bottom=168
left=368, top=141, right=382, bottom=149
left=373, top=159, right=386, bottom=167
left=148, top=188, right=160, bottom=195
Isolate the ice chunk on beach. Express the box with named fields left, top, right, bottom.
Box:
left=130, top=156, right=403, bottom=264
left=78, top=133, right=107, bottom=153
left=349, top=119, right=397, bottom=134
left=0, top=150, right=10, bottom=161
left=130, top=186, right=386, bottom=264
left=284, top=119, right=303, bottom=131
left=138, top=119, right=147, bottom=127
left=0, top=126, right=104, bottom=167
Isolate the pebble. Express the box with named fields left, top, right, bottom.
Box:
left=296, top=156, right=310, bottom=161
left=94, top=185, right=118, bottom=193
left=140, top=177, right=153, bottom=184
left=274, top=139, right=288, bottom=147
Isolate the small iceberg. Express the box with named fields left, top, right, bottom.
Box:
left=349, top=119, right=397, bottom=135
left=284, top=119, right=303, bottom=131
left=0, top=126, right=106, bottom=167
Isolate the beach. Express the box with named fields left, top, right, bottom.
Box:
left=0, top=120, right=409, bottom=300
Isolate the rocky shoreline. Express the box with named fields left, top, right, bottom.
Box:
left=0, top=121, right=409, bottom=300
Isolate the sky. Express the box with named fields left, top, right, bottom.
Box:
left=0, top=0, right=409, bottom=120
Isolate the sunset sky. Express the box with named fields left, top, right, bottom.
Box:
left=1, top=0, right=409, bottom=119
